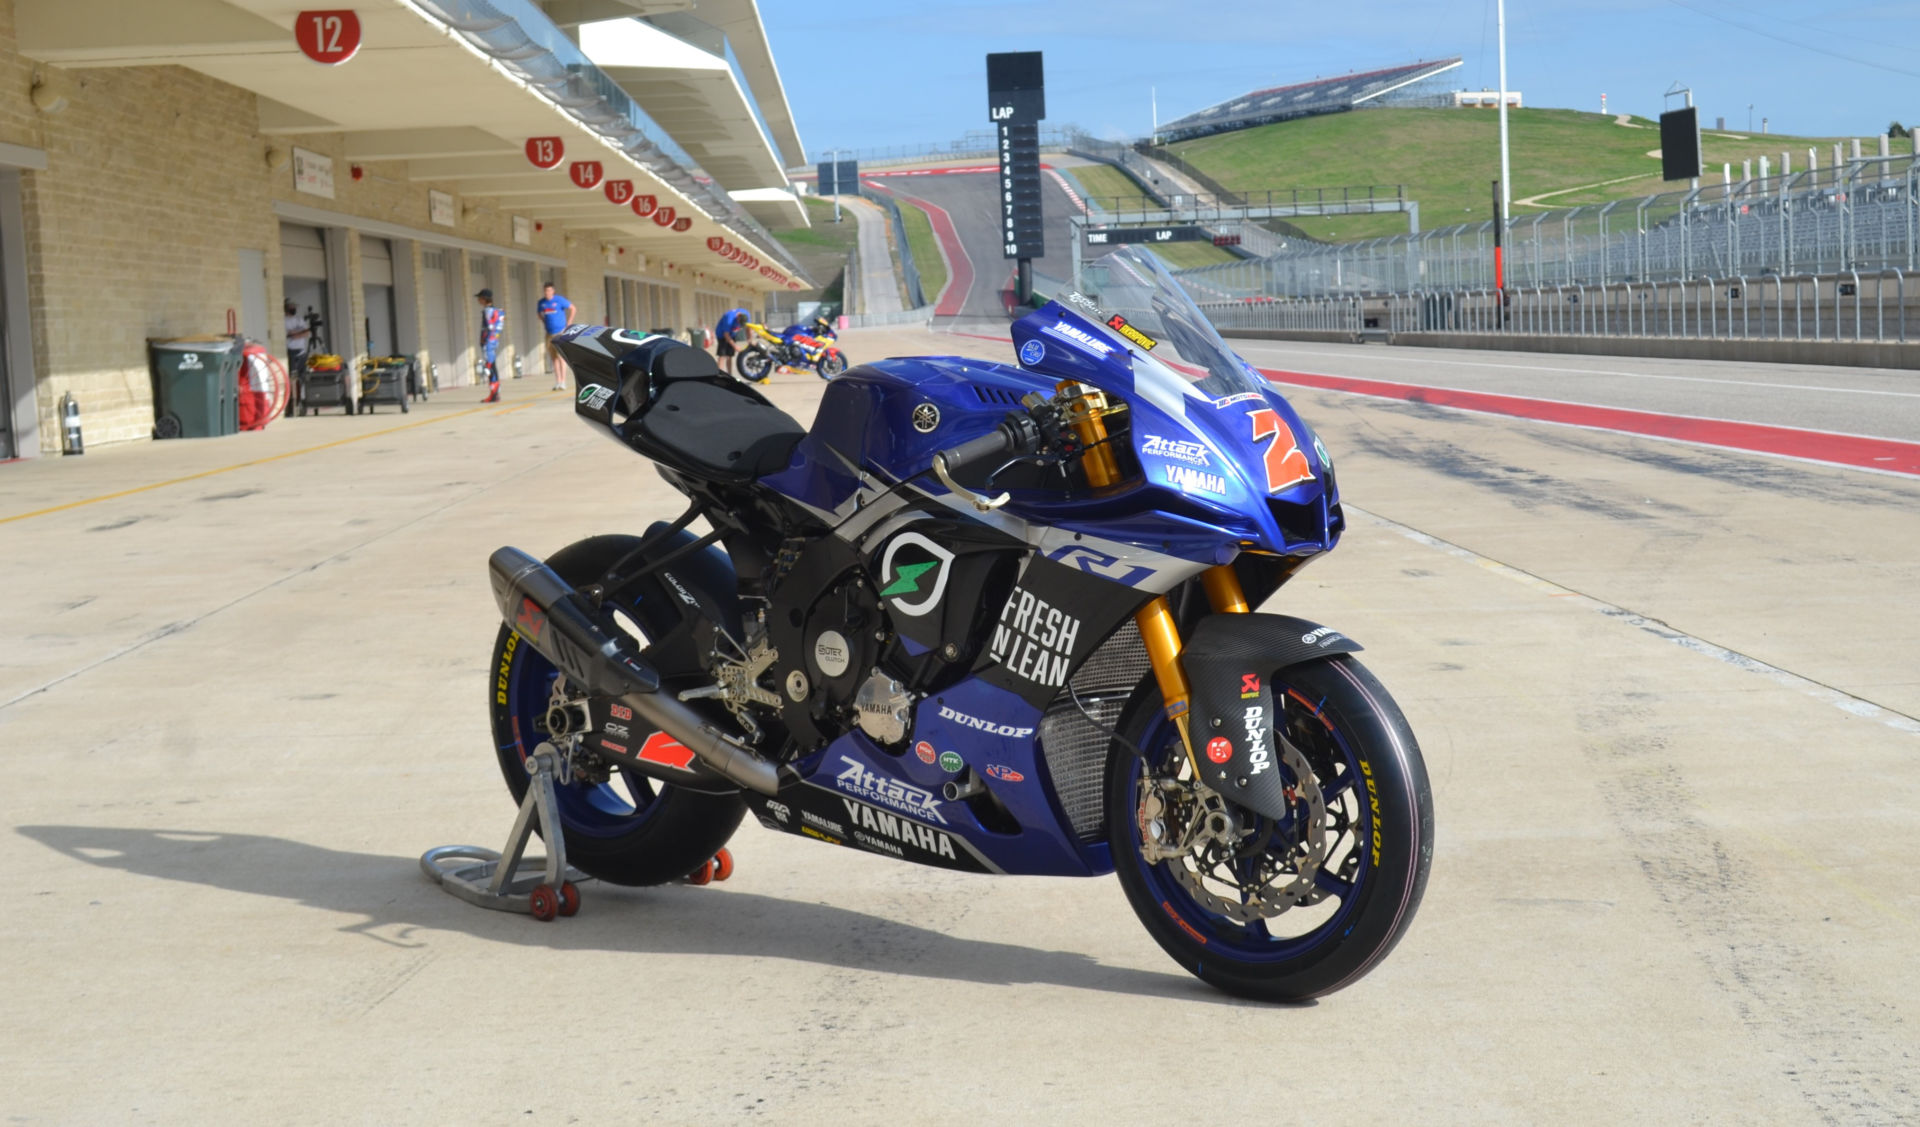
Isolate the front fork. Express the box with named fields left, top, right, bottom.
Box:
left=1134, top=565, right=1249, bottom=775
left=1057, top=384, right=1251, bottom=774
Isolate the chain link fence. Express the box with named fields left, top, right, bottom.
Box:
left=1175, top=154, right=1920, bottom=298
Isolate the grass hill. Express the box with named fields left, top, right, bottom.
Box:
left=1166, top=107, right=1907, bottom=242
left=767, top=196, right=861, bottom=304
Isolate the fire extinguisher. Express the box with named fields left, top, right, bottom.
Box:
left=61, top=392, right=84, bottom=456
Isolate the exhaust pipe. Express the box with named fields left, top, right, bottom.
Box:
left=488, top=547, right=781, bottom=796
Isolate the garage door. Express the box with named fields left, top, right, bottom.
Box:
left=361, top=235, right=397, bottom=358
left=280, top=222, right=331, bottom=355
left=421, top=247, right=457, bottom=387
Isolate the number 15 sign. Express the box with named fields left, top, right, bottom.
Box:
left=296, top=10, right=362, bottom=65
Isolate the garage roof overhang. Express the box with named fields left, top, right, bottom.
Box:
left=576, top=16, right=803, bottom=228
left=14, top=0, right=810, bottom=292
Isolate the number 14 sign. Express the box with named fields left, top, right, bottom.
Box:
left=296, top=10, right=362, bottom=65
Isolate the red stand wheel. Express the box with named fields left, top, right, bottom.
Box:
left=529, top=883, right=561, bottom=921
left=686, top=860, right=713, bottom=886
left=712, top=849, right=734, bottom=882
left=557, top=881, right=581, bottom=917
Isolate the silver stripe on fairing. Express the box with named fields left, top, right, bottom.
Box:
left=774, top=462, right=1211, bottom=595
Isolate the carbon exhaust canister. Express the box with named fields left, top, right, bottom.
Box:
left=487, top=546, right=781, bottom=796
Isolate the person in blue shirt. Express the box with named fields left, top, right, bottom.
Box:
left=537, top=283, right=575, bottom=391
left=476, top=288, right=506, bottom=403
left=714, top=306, right=749, bottom=378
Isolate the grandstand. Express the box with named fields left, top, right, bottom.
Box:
left=1155, top=58, right=1464, bottom=144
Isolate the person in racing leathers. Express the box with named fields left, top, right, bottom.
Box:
left=476, top=288, right=506, bottom=402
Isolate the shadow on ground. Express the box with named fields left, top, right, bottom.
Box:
left=19, top=824, right=1257, bottom=1005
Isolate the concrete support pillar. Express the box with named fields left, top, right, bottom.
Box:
left=391, top=239, right=426, bottom=380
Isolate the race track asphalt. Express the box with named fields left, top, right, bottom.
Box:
left=2, top=332, right=1916, bottom=1123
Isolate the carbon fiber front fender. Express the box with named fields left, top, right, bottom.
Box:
left=1182, top=613, right=1363, bottom=821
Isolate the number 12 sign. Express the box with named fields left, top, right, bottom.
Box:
left=296, top=10, right=362, bottom=65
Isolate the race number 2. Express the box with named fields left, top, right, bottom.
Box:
left=1249, top=408, right=1315, bottom=493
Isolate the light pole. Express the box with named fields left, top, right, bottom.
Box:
left=1496, top=0, right=1511, bottom=318
left=1748, top=103, right=1754, bottom=132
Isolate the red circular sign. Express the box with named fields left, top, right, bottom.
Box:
left=568, top=161, right=603, bottom=190
left=603, top=179, right=633, bottom=205
left=1206, top=737, right=1233, bottom=764
left=295, top=10, right=361, bottom=65
left=672, top=217, right=692, bottom=232
left=630, top=194, right=657, bottom=218
left=651, top=206, right=676, bottom=228
left=524, top=137, right=563, bottom=170
left=705, top=236, right=723, bottom=252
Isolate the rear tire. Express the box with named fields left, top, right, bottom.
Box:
left=1107, top=655, right=1431, bottom=1001
left=736, top=346, right=772, bottom=382
left=488, top=535, right=745, bottom=887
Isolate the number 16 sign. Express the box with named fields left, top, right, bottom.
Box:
left=295, top=10, right=362, bottom=65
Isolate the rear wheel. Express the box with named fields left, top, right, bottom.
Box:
left=1107, top=655, right=1431, bottom=1001
left=488, top=535, right=745, bottom=886
left=736, top=346, right=772, bottom=381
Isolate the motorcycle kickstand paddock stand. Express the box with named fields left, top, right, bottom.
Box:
left=420, top=743, right=589, bottom=921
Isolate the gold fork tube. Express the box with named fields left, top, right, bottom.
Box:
left=1133, top=596, right=1197, bottom=770
left=1200, top=564, right=1250, bottom=614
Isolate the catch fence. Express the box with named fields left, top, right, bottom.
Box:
left=1175, top=154, right=1920, bottom=298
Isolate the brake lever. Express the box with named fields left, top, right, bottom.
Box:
left=931, top=452, right=1010, bottom=512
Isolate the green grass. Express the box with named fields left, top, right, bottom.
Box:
left=896, top=197, right=948, bottom=307
left=1069, top=162, right=1157, bottom=207
left=1147, top=242, right=1242, bottom=269
left=1169, top=107, right=1898, bottom=241
left=768, top=196, right=860, bottom=297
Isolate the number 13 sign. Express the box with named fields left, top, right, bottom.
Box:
left=296, top=10, right=362, bottom=64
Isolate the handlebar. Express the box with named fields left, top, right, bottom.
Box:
left=930, top=413, right=1042, bottom=511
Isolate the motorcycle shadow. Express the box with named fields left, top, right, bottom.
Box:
left=18, top=824, right=1251, bottom=1004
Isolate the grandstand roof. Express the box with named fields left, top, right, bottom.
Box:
left=1157, top=58, right=1463, bottom=143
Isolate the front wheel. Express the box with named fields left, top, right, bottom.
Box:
left=1107, top=655, right=1432, bottom=1001
left=488, top=535, right=745, bottom=886
left=815, top=352, right=848, bottom=379
left=735, top=346, right=772, bottom=381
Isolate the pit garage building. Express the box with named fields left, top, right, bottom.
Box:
left=0, top=0, right=811, bottom=457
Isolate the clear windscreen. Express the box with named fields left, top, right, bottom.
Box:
left=1064, top=246, right=1268, bottom=401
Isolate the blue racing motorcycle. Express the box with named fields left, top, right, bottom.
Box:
left=483, top=247, right=1431, bottom=1001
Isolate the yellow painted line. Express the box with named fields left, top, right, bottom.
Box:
left=0, top=390, right=562, bottom=526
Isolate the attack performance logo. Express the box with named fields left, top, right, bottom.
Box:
left=877, top=531, right=955, bottom=617
left=834, top=755, right=948, bottom=825
left=1248, top=407, right=1315, bottom=493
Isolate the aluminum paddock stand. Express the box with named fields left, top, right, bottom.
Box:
left=421, top=744, right=589, bottom=921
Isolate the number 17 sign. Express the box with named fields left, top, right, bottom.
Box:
left=296, top=10, right=362, bottom=65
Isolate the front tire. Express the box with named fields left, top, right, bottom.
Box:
left=488, top=535, right=745, bottom=886
left=1107, top=655, right=1432, bottom=1001
left=815, top=352, right=848, bottom=379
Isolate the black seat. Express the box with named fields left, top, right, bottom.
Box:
left=628, top=378, right=806, bottom=482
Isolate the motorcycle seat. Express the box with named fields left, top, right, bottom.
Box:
left=628, top=377, right=805, bottom=483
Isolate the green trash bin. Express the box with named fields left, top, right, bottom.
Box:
left=149, top=336, right=242, bottom=439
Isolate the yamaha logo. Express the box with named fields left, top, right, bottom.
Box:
left=911, top=403, right=940, bottom=433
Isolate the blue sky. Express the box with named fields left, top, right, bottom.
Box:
left=760, top=0, right=1918, bottom=156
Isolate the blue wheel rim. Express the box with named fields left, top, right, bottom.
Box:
left=502, top=644, right=667, bottom=840
left=1127, top=683, right=1369, bottom=963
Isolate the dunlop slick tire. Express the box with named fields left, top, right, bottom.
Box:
left=488, top=535, right=745, bottom=887
left=1106, top=655, right=1432, bottom=1002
